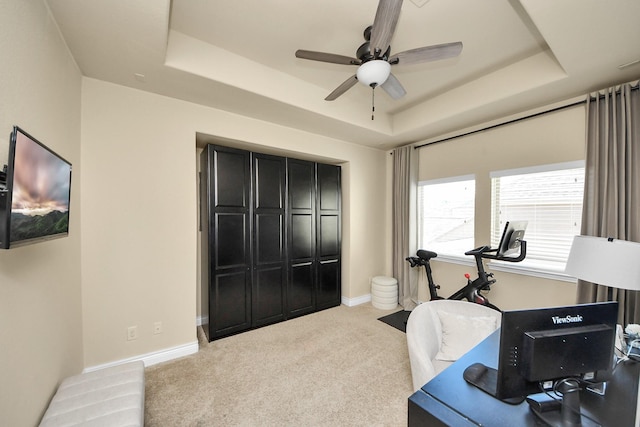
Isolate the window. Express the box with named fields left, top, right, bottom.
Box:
left=490, top=162, right=585, bottom=272
left=418, top=175, right=475, bottom=258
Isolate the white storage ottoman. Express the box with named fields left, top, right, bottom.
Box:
left=371, top=276, right=398, bottom=310
left=39, top=360, right=145, bottom=427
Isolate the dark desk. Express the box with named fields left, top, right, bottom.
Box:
left=408, top=330, right=640, bottom=426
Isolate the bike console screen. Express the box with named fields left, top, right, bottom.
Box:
left=497, top=220, right=528, bottom=258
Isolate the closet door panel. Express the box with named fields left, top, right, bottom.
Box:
left=318, top=164, right=340, bottom=211
left=215, top=213, right=247, bottom=267
left=316, top=163, right=341, bottom=310
left=289, top=262, right=315, bottom=316
left=255, top=214, right=283, bottom=264
left=289, top=161, right=314, bottom=210
left=291, top=214, right=314, bottom=259
left=215, top=151, right=249, bottom=208
left=319, top=215, right=340, bottom=257
left=287, top=159, right=316, bottom=318
left=252, top=153, right=286, bottom=327
left=253, top=267, right=285, bottom=325
left=255, top=157, right=284, bottom=209
left=213, top=270, right=251, bottom=334
left=317, top=259, right=340, bottom=309
left=203, top=145, right=252, bottom=340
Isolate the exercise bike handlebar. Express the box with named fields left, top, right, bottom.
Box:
left=465, top=241, right=527, bottom=263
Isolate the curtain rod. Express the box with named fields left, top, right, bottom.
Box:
left=414, top=99, right=585, bottom=150
left=414, top=84, right=639, bottom=150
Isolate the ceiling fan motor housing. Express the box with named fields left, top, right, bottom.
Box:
left=357, top=41, right=391, bottom=63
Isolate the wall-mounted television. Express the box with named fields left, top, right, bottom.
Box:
left=0, top=126, right=72, bottom=249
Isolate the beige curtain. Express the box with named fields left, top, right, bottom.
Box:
left=392, top=146, right=419, bottom=310
left=577, top=82, right=640, bottom=325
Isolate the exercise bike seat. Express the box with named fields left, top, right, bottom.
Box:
left=417, top=249, right=438, bottom=261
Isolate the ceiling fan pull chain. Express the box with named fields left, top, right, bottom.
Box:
left=371, top=86, right=375, bottom=120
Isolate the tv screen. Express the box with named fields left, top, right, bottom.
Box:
left=0, top=127, right=72, bottom=249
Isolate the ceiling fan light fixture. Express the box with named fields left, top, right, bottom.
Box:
left=356, top=60, right=391, bottom=87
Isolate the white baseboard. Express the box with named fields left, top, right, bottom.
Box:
left=199, top=296, right=372, bottom=326
left=342, top=294, right=371, bottom=307
left=83, top=340, right=199, bottom=373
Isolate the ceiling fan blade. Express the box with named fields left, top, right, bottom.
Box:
left=381, top=73, right=406, bottom=99
left=389, top=42, right=463, bottom=66
left=370, top=0, right=403, bottom=59
left=295, top=50, right=361, bottom=65
left=325, top=75, right=358, bottom=101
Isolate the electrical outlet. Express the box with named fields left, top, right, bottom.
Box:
left=127, top=326, right=138, bottom=341
left=153, top=321, right=162, bottom=335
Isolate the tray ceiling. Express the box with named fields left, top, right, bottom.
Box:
left=47, top=0, right=640, bottom=149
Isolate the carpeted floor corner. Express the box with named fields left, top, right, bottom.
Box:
left=144, top=303, right=412, bottom=426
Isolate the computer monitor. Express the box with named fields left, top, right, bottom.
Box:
left=464, top=302, right=618, bottom=426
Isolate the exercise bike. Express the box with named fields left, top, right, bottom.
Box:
left=406, top=221, right=527, bottom=311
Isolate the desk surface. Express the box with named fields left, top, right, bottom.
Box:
left=408, top=330, right=640, bottom=427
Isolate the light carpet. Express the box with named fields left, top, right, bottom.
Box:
left=144, top=303, right=413, bottom=426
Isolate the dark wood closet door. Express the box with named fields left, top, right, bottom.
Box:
left=316, top=163, right=341, bottom=310
left=252, top=153, right=287, bottom=327
left=202, top=145, right=252, bottom=340
left=287, top=159, right=316, bottom=318
left=201, top=144, right=342, bottom=341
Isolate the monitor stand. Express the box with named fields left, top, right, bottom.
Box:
left=463, top=363, right=525, bottom=405
left=527, top=379, right=601, bottom=427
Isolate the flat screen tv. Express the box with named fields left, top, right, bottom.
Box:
left=0, top=126, right=72, bottom=249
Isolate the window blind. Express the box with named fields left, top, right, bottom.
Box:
left=491, top=162, right=585, bottom=271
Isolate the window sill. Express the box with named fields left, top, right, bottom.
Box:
left=432, top=255, right=576, bottom=283
left=487, top=261, right=576, bottom=283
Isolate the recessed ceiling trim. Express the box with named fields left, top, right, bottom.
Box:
left=393, top=50, right=568, bottom=133
left=165, top=30, right=394, bottom=135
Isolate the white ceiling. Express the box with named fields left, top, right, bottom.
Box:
left=46, top=0, right=640, bottom=150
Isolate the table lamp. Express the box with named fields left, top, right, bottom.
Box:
left=565, top=235, right=640, bottom=292
left=564, top=235, right=640, bottom=422
left=565, top=235, right=640, bottom=362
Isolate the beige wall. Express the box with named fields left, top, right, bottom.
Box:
left=0, top=1, right=83, bottom=426
left=415, top=104, right=586, bottom=310
left=81, top=78, right=389, bottom=366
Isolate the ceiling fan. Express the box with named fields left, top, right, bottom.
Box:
left=295, top=0, right=462, bottom=102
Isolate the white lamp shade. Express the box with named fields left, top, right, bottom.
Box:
left=356, top=60, right=391, bottom=87
left=565, top=235, right=640, bottom=291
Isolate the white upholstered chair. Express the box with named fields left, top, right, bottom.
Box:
left=406, top=299, right=502, bottom=391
